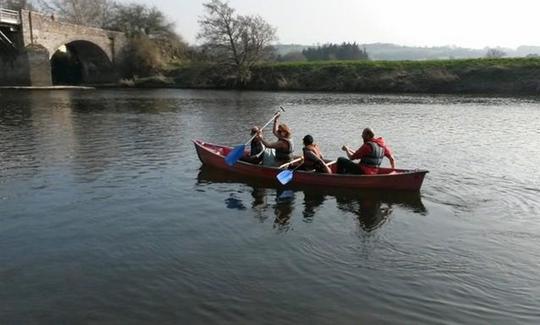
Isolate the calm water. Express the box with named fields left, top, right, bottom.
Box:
left=1, top=89, right=539, bottom=324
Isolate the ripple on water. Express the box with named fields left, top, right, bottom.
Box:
left=2, top=90, right=540, bottom=324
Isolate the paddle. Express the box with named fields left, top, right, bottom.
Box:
left=277, top=159, right=335, bottom=185
left=276, top=158, right=304, bottom=185
left=225, top=107, right=285, bottom=166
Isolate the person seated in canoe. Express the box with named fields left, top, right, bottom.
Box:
left=240, top=126, right=265, bottom=164
left=301, top=135, right=332, bottom=174
left=337, top=127, right=396, bottom=175
left=257, top=113, right=294, bottom=166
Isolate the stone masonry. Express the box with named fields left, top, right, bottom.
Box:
left=1, top=9, right=127, bottom=86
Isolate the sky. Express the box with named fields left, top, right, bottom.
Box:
left=124, top=0, right=540, bottom=49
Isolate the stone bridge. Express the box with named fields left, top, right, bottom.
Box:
left=0, top=9, right=127, bottom=86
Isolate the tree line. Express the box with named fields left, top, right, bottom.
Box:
left=302, top=43, right=369, bottom=61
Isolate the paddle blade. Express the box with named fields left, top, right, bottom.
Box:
left=225, top=145, right=245, bottom=166
left=277, top=170, right=294, bottom=185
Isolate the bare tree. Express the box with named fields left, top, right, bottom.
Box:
left=105, top=3, right=176, bottom=38
left=36, top=0, right=115, bottom=27
left=198, top=0, right=277, bottom=84
left=485, top=48, right=506, bottom=58
left=3, top=0, right=34, bottom=10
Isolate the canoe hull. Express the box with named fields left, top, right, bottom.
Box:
left=193, top=140, right=428, bottom=191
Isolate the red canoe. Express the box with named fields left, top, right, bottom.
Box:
left=193, top=140, right=428, bottom=191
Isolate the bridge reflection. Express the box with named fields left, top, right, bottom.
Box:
left=196, top=166, right=426, bottom=232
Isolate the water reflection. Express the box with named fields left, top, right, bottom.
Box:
left=335, top=192, right=393, bottom=232
left=196, top=166, right=426, bottom=232
left=250, top=187, right=269, bottom=222
left=299, top=189, right=322, bottom=218
left=274, top=189, right=295, bottom=230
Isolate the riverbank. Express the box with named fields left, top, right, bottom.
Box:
left=0, top=85, right=95, bottom=90
left=152, top=57, right=540, bottom=95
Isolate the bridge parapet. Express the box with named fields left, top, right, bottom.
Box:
left=0, top=8, right=20, bottom=25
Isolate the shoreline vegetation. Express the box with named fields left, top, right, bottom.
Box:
left=7, top=1, right=539, bottom=95
left=119, top=57, right=540, bottom=95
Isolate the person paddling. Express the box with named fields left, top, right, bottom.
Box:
left=241, top=126, right=265, bottom=164
left=337, top=127, right=396, bottom=175
left=301, top=135, right=331, bottom=174
left=257, top=113, right=294, bottom=165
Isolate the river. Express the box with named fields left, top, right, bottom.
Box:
left=1, top=89, right=539, bottom=324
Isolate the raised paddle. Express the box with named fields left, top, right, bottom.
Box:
left=225, top=107, right=285, bottom=166
left=277, top=159, right=335, bottom=185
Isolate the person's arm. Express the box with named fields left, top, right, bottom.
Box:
left=322, top=160, right=332, bottom=174
left=304, top=150, right=332, bottom=174
left=315, top=144, right=324, bottom=159
left=384, top=147, right=396, bottom=169
left=304, top=150, right=321, bottom=163
left=341, top=145, right=356, bottom=159
left=387, top=153, right=396, bottom=169
left=324, top=164, right=332, bottom=174
left=342, top=145, right=368, bottom=160
left=272, top=114, right=280, bottom=138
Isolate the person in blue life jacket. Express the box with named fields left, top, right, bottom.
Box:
left=256, top=113, right=294, bottom=165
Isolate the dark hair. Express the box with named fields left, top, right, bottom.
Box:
left=303, top=134, right=314, bottom=145
left=362, top=127, right=375, bottom=139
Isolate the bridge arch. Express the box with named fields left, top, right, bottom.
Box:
left=49, top=39, right=115, bottom=85
left=49, top=36, right=113, bottom=62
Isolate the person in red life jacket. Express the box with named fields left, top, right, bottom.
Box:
left=337, top=127, right=396, bottom=175
left=257, top=113, right=294, bottom=165
left=301, top=135, right=332, bottom=174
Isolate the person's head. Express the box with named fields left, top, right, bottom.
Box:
left=362, top=127, right=375, bottom=142
left=277, top=123, right=291, bottom=138
left=303, top=134, right=314, bottom=146
left=250, top=126, right=260, bottom=135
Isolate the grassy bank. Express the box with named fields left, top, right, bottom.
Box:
left=163, top=58, right=540, bottom=94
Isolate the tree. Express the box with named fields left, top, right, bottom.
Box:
left=197, top=0, right=277, bottom=85
left=105, top=3, right=188, bottom=67
left=118, top=35, right=164, bottom=78
left=278, top=51, right=306, bottom=62
left=3, top=0, right=34, bottom=10
left=105, top=3, right=176, bottom=38
left=36, top=0, right=114, bottom=27
left=485, top=48, right=506, bottom=58
left=302, top=43, right=369, bottom=61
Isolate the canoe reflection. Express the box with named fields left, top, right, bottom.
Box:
left=197, top=166, right=426, bottom=232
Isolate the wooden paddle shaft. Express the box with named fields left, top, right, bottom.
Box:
left=278, top=157, right=303, bottom=169
left=244, top=107, right=285, bottom=145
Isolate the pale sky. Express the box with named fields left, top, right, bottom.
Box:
left=126, top=0, right=540, bottom=49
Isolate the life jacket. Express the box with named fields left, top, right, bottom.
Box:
left=302, top=144, right=323, bottom=168
left=250, top=138, right=265, bottom=157
left=275, top=138, right=294, bottom=161
left=360, top=141, right=384, bottom=167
